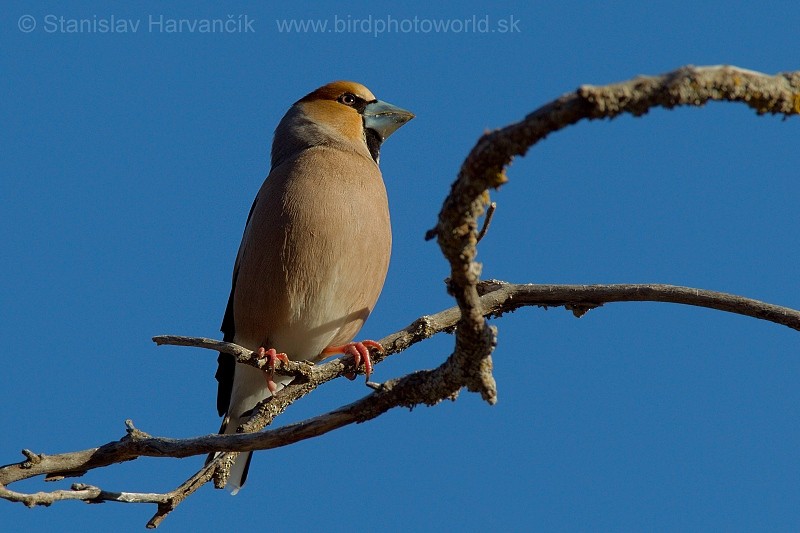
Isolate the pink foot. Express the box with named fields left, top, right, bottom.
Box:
left=256, top=347, right=290, bottom=393
left=322, top=340, right=384, bottom=381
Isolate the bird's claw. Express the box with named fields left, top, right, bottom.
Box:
left=324, top=340, right=384, bottom=382
left=256, top=347, right=290, bottom=394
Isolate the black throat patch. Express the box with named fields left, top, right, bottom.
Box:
left=364, top=127, right=382, bottom=163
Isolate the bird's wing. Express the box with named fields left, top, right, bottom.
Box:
left=215, top=193, right=261, bottom=417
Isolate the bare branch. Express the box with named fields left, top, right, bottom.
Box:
left=4, top=280, right=796, bottom=480
left=430, top=65, right=800, bottom=408
left=1, top=280, right=798, bottom=521
left=475, top=281, right=800, bottom=331
left=152, top=336, right=314, bottom=380
left=3, top=65, right=798, bottom=527
left=145, top=459, right=219, bottom=528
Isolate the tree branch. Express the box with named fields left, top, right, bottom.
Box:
left=429, top=64, right=800, bottom=407
left=3, top=65, right=798, bottom=527
left=476, top=281, right=800, bottom=330
left=4, top=282, right=797, bottom=479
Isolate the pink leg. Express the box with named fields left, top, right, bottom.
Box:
left=322, top=340, right=384, bottom=381
left=256, top=347, right=290, bottom=394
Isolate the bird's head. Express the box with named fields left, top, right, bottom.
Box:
left=272, top=81, right=414, bottom=167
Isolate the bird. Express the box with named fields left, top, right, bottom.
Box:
left=212, top=81, right=414, bottom=494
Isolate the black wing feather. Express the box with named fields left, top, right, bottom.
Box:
left=214, top=194, right=261, bottom=417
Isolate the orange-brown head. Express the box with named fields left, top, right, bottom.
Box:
left=272, top=81, right=414, bottom=167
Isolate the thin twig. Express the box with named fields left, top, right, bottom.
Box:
left=476, top=202, right=497, bottom=243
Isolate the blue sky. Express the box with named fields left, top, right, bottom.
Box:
left=2, top=1, right=800, bottom=531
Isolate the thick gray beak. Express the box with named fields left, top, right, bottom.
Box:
left=363, top=100, right=415, bottom=141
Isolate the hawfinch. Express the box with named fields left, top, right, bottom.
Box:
left=213, top=81, right=414, bottom=494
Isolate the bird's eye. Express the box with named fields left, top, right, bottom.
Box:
left=338, top=93, right=357, bottom=106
